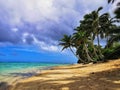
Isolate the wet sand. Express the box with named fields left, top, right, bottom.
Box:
left=2, top=59, right=120, bottom=90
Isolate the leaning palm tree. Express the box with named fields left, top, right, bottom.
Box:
left=59, top=34, right=76, bottom=57
left=73, top=7, right=105, bottom=62
left=92, top=7, right=103, bottom=47
left=78, top=14, right=100, bottom=61
left=89, top=7, right=105, bottom=60
left=73, top=29, right=94, bottom=63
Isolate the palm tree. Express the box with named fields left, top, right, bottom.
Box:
left=108, top=34, right=120, bottom=47
left=106, top=25, right=120, bottom=47
left=73, top=28, right=94, bottom=63
left=89, top=7, right=105, bottom=60
left=59, top=35, right=76, bottom=56
left=80, top=14, right=100, bottom=61
left=99, top=13, right=113, bottom=48
left=59, top=34, right=86, bottom=63
left=108, top=0, right=120, bottom=19
left=92, top=7, right=103, bottom=47
left=59, top=1, right=120, bottom=63
left=74, top=7, right=105, bottom=61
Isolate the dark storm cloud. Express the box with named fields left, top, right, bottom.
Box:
left=0, top=23, right=22, bottom=44
left=0, top=0, right=107, bottom=51
left=25, top=35, right=34, bottom=44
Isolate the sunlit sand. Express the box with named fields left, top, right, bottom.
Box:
left=9, top=59, right=120, bottom=90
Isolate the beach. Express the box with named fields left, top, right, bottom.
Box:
left=0, top=63, right=63, bottom=90
left=5, top=59, right=120, bottom=90
left=0, top=0, right=120, bottom=90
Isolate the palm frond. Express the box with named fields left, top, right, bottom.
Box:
left=108, top=0, right=115, bottom=3
left=107, top=34, right=120, bottom=47
left=114, top=7, right=120, bottom=19
left=97, top=7, right=103, bottom=12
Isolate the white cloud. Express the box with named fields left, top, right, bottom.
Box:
left=42, top=45, right=59, bottom=52
left=11, top=28, right=19, bottom=32
left=0, top=0, right=109, bottom=52
left=22, top=32, right=29, bottom=43
left=32, top=35, right=59, bottom=52
left=0, top=0, right=58, bottom=25
left=0, top=0, right=108, bottom=26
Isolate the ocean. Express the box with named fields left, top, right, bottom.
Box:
left=0, top=62, right=64, bottom=84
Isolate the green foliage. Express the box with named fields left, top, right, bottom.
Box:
left=103, top=44, right=120, bottom=59
left=102, top=48, right=114, bottom=58
left=59, top=35, right=73, bottom=51
left=59, top=4, right=120, bottom=64
left=114, top=7, right=120, bottom=19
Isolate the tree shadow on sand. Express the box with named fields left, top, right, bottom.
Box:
left=9, top=72, right=37, bottom=78
left=51, top=65, right=87, bottom=70
left=0, top=82, right=11, bottom=90
left=12, top=67, right=120, bottom=90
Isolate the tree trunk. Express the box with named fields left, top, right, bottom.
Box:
left=69, top=47, right=76, bottom=57
left=84, top=43, right=94, bottom=62
left=97, top=34, right=100, bottom=47
left=90, top=34, right=99, bottom=60
left=69, top=47, right=85, bottom=63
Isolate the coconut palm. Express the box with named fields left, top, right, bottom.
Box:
left=59, top=35, right=76, bottom=56
left=89, top=7, right=105, bottom=60
left=73, top=30, right=94, bottom=63
left=79, top=13, right=101, bottom=61
left=59, top=5, right=120, bottom=63
left=106, top=25, right=120, bottom=47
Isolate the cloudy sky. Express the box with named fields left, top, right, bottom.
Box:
left=0, top=0, right=118, bottom=63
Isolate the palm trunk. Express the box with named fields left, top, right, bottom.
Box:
left=69, top=47, right=76, bottom=57
left=106, top=36, right=109, bottom=48
left=84, top=43, right=94, bottom=62
left=69, top=47, right=85, bottom=63
left=97, top=33, right=104, bottom=59
left=91, top=34, right=99, bottom=60
left=97, top=34, right=100, bottom=47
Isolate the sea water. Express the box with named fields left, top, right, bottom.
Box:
left=0, top=62, right=63, bottom=84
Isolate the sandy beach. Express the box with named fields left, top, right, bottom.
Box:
left=1, top=59, right=120, bottom=90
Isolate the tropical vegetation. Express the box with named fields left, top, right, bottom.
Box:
left=59, top=0, right=120, bottom=64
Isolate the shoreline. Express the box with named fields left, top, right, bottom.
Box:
left=0, top=63, right=66, bottom=85
left=0, top=64, right=68, bottom=90
left=0, top=59, right=120, bottom=90
left=12, top=59, right=120, bottom=90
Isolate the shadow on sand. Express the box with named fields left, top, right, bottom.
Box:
left=0, top=82, right=11, bottom=90
left=11, top=67, right=120, bottom=90
left=9, top=72, right=37, bottom=77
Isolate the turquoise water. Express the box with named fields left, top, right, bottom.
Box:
left=0, top=62, right=63, bottom=84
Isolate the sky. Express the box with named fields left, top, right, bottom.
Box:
left=0, top=0, right=118, bottom=63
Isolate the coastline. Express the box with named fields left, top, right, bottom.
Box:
left=0, top=63, right=64, bottom=84
left=10, top=59, right=120, bottom=90
left=0, top=64, right=67, bottom=90
left=0, top=59, right=120, bottom=90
